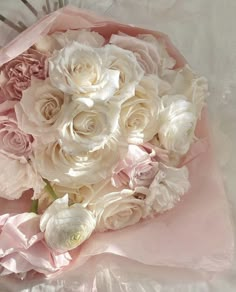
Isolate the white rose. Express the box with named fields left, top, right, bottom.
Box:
left=164, top=65, right=208, bottom=116
left=88, top=183, right=148, bottom=231
left=34, top=30, right=105, bottom=53
left=59, top=100, right=120, bottom=154
left=119, top=75, right=163, bottom=144
left=40, top=194, right=96, bottom=252
left=33, top=140, right=126, bottom=187
left=147, top=163, right=190, bottom=213
left=104, top=44, right=144, bottom=102
left=138, top=34, right=176, bottom=75
left=49, top=42, right=120, bottom=104
left=158, top=95, right=197, bottom=155
left=15, top=78, right=68, bottom=143
left=0, top=151, right=44, bottom=200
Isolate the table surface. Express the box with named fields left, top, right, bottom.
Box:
left=0, top=1, right=236, bottom=291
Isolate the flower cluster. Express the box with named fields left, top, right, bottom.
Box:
left=0, top=29, right=208, bottom=262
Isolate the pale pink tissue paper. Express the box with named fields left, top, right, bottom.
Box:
left=0, top=213, right=71, bottom=275
left=0, top=6, right=233, bottom=276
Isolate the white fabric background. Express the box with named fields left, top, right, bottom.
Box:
left=0, top=0, right=236, bottom=291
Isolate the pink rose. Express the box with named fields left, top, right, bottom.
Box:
left=112, top=144, right=160, bottom=189
left=0, top=103, right=33, bottom=157
left=0, top=212, right=71, bottom=276
left=0, top=48, right=48, bottom=102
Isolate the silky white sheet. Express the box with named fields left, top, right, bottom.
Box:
left=0, top=0, right=235, bottom=291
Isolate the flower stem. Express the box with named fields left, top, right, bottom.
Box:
left=43, top=178, right=58, bottom=200
left=30, top=200, right=38, bottom=214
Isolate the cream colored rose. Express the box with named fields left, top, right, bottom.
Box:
left=33, top=140, right=126, bottom=187
left=147, top=163, right=190, bottom=213
left=59, top=101, right=120, bottom=154
left=40, top=195, right=96, bottom=252
left=49, top=42, right=120, bottom=103
left=88, top=184, right=147, bottom=231
left=35, top=30, right=105, bottom=53
left=119, top=75, right=163, bottom=144
left=104, top=44, right=144, bottom=102
left=158, top=95, right=197, bottom=155
left=15, top=78, right=68, bottom=143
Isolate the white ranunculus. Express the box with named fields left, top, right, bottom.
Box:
left=40, top=195, right=96, bottom=252
left=158, top=95, right=197, bottom=155
left=0, top=151, right=44, bottom=200
left=88, top=183, right=148, bottom=231
left=49, top=42, right=120, bottom=103
left=147, top=163, right=190, bottom=214
left=15, top=78, right=68, bottom=143
left=59, top=100, right=121, bottom=154
left=119, top=75, right=163, bottom=144
left=104, top=44, right=144, bottom=102
left=35, top=30, right=105, bottom=53
left=33, top=140, right=126, bottom=187
left=164, top=65, right=208, bottom=117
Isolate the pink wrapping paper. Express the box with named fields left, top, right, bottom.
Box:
left=0, top=6, right=233, bottom=275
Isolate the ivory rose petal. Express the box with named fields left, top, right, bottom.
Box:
left=59, top=100, right=121, bottom=154
left=33, top=140, right=127, bottom=187
left=49, top=42, right=120, bottom=103
left=104, top=44, right=144, bottom=102
left=88, top=184, right=148, bottom=232
left=15, top=78, right=68, bottom=142
left=119, top=75, right=163, bottom=144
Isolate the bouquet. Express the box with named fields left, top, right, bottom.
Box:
left=0, top=5, right=233, bottom=279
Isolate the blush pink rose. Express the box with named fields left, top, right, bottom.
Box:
left=0, top=106, right=33, bottom=157
left=0, top=48, right=48, bottom=102
left=0, top=212, right=71, bottom=276
left=112, top=144, right=162, bottom=189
